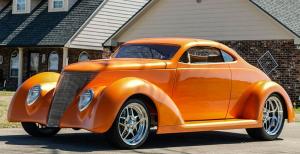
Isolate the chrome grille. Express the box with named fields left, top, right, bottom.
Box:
left=47, top=71, right=96, bottom=127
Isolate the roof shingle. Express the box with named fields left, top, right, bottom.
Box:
left=0, top=0, right=104, bottom=47
left=250, top=0, right=300, bottom=38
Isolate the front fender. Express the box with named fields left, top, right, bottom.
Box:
left=7, top=72, right=60, bottom=124
left=91, top=77, right=184, bottom=133
left=240, top=81, right=295, bottom=123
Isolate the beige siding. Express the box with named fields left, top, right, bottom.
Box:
left=67, top=0, right=77, bottom=10
left=0, top=0, right=10, bottom=11
left=114, top=0, right=295, bottom=42
left=31, top=0, right=41, bottom=11
left=68, top=0, right=149, bottom=50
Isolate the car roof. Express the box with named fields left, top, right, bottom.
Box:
left=125, top=37, right=220, bottom=46
left=123, top=37, right=244, bottom=63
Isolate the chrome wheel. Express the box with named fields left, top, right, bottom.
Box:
left=118, top=103, right=149, bottom=146
left=263, top=96, right=284, bottom=136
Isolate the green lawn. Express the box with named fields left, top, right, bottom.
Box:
left=295, top=108, right=300, bottom=114
left=0, top=91, right=20, bottom=128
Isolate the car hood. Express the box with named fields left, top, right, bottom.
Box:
left=64, top=58, right=168, bottom=72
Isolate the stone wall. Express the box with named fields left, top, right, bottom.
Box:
left=221, top=40, right=300, bottom=103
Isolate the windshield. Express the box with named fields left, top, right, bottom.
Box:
left=114, top=44, right=180, bottom=60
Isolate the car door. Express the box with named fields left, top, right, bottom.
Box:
left=172, top=46, right=232, bottom=121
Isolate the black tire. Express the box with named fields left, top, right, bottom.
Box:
left=106, top=98, right=151, bottom=149
left=246, top=94, right=285, bottom=140
left=21, top=122, right=60, bottom=137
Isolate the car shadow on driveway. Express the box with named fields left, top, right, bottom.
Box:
left=0, top=130, right=277, bottom=152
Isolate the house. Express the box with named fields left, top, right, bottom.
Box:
left=0, top=0, right=299, bottom=104
left=104, top=0, right=300, bottom=103
left=0, top=0, right=150, bottom=90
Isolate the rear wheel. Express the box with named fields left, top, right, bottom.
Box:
left=107, top=99, right=150, bottom=149
left=21, top=122, right=60, bottom=137
left=246, top=94, right=285, bottom=140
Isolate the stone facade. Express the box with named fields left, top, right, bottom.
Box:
left=222, top=40, right=300, bottom=103
left=0, top=47, right=103, bottom=90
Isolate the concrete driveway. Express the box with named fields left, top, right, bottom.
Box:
left=0, top=123, right=299, bottom=154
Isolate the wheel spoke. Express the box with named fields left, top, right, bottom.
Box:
left=119, top=123, right=126, bottom=128
left=120, top=116, right=126, bottom=120
left=126, top=107, right=130, bottom=118
left=130, top=108, right=134, bottom=117
left=134, top=118, right=145, bottom=127
left=130, top=130, right=135, bottom=137
left=122, top=129, right=128, bottom=138
left=124, top=131, right=130, bottom=139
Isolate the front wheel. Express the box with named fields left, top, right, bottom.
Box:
left=107, top=99, right=151, bottom=149
left=21, top=122, right=60, bottom=137
left=246, top=94, right=285, bottom=140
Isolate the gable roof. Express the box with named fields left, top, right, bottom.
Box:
left=0, top=0, right=104, bottom=47
left=250, top=0, right=300, bottom=38
left=67, top=0, right=151, bottom=50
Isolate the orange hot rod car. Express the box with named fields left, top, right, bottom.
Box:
left=8, top=38, right=295, bottom=149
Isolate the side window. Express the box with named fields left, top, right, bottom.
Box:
left=221, top=51, right=235, bottom=62
left=180, top=47, right=224, bottom=64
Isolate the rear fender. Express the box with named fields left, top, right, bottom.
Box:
left=240, top=81, right=295, bottom=123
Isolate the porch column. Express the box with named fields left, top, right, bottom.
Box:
left=18, top=48, right=23, bottom=87
left=62, top=47, right=69, bottom=68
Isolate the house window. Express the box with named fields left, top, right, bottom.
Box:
left=16, top=0, right=26, bottom=12
left=10, top=51, right=19, bottom=77
left=78, top=52, right=90, bottom=62
left=30, top=53, right=39, bottom=73
left=48, top=51, right=59, bottom=71
left=53, top=0, right=64, bottom=9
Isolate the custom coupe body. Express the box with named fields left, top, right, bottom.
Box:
left=8, top=38, right=295, bottom=149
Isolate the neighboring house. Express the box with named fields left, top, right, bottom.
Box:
left=0, top=0, right=299, bottom=104
left=0, top=0, right=150, bottom=90
left=104, top=0, right=300, bottom=103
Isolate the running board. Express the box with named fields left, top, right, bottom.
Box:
left=157, top=119, right=261, bottom=134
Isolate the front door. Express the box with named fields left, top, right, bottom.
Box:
left=172, top=46, right=231, bottom=121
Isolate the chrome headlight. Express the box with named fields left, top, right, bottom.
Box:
left=78, top=89, right=94, bottom=111
left=26, top=85, right=41, bottom=106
